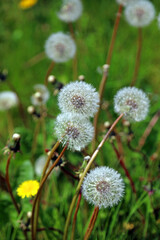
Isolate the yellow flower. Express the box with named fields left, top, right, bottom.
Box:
left=17, top=180, right=39, bottom=198
left=19, top=0, right=38, bottom=9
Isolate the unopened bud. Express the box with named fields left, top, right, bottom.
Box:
left=48, top=75, right=56, bottom=83
left=27, top=106, right=35, bottom=114
left=12, top=133, right=20, bottom=140
left=78, top=75, right=85, bottom=81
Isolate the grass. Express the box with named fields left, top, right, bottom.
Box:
left=0, top=0, right=160, bottom=239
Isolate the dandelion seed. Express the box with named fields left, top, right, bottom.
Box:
left=82, top=166, right=125, bottom=209
left=45, top=32, right=76, bottom=63
left=19, top=0, right=38, bottom=9
left=0, top=91, right=18, bottom=111
left=17, top=180, right=39, bottom=198
left=31, top=84, right=49, bottom=106
left=125, top=0, right=155, bottom=27
left=54, top=113, right=94, bottom=151
left=114, top=87, right=150, bottom=122
left=58, top=81, right=99, bottom=117
left=58, top=0, right=83, bottom=23
left=116, top=0, right=135, bottom=7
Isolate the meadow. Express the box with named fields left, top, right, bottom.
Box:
left=0, top=0, right=160, bottom=239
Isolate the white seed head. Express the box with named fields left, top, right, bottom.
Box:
left=45, top=32, right=76, bottom=63
left=0, top=91, right=18, bottom=111
left=125, top=0, right=155, bottom=27
left=57, top=0, right=83, bottom=23
left=82, top=166, right=125, bottom=209
left=116, top=0, right=135, bottom=7
left=158, top=13, right=160, bottom=29
left=27, top=105, right=35, bottom=114
left=31, top=84, right=49, bottom=106
left=54, top=113, right=94, bottom=151
left=12, top=133, right=21, bottom=140
left=58, top=81, right=99, bottom=117
left=114, top=87, right=150, bottom=122
left=35, top=155, right=51, bottom=176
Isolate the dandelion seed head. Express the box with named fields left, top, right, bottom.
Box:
left=31, top=84, right=49, bottom=106
left=0, top=91, right=18, bottom=111
left=114, top=87, right=150, bottom=122
left=116, top=0, right=134, bottom=7
left=58, top=0, right=83, bottom=22
left=58, top=81, right=99, bottom=117
left=82, top=166, right=125, bottom=209
left=125, top=0, right=155, bottom=27
left=54, top=113, right=94, bottom=151
left=45, top=32, right=76, bottom=63
left=17, top=180, right=39, bottom=199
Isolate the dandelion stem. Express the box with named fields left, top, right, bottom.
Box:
left=71, top=191, right=82, bottom=240
left=6, top=153, right=29, bottom=240
left=111, top=142, right=137, bottom=194
left=63, top=113, right=124, bottom=240
left=31, top=144, right=68, bottom=240
left=137, top=110, right=160, bottom=150
left=6, top=153, right=20, bottom=213
left=68, top=22, right=78, bottom=80
left=130, top=28, right=142, bottom=86
left=93, top=4, right=123, bottom=149
left=44, top=61, right=55, bottom=86
left=84, top=206, right=99, bottom=240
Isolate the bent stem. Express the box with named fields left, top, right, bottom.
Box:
left=130, top=28, right=142, bottom=86
left=44, top=61, right=55, bottom=86
left=6, top=153, right=29, bottom=240
left=93, top=4, right=123, bottom=149
left=31, top=144, right=68, bottom=240
left=6, top=153, right=20, bottom=213
left=84, top=206, right=99, bottom=240
left=63, top=113, right=124, bottom=240
left=71, top=191, right=82, bottom=240
left=111, top=142, right=137, bottom=195
left=137, top=110, right=160, bottom=151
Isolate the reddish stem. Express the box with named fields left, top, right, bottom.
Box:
left=44, top=61, right=55, bottom=86
left=84, top=206, right=99, bottom=240
left=71, top=191, right=82, bottom=240
left=111, top=143, right=137, bottom=195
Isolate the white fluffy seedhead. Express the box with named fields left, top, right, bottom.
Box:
left=82, top=166, right=125, bottom=209
left=54, top=113, right=94, bottom=151
left=45, top=32, right=76, bottom=63
left=58, top=81, right=99, bottom=118
left=125, top=0, right=155, bottom=27
left=57, top=0, right=83, bottom=22
left=114, top=87, right=150, bottom=122
left=31, top=84, right=49, bottom=106
left=116, top=0, right=135, bottom=7
left=0, top=91, right=18, bottom=111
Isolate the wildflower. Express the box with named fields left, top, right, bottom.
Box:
left=114, top=87, right=150, bottom=122
left=58, top=81, right=99, bottom=117
left=82, top=166, right=125, bottom=209
left=17, top=180, right=39, bottom=198
left=31, top=84, right=49, bottom=106
left=19, top=0, right=38, bottom=9
left=125, top=0, right=155, bottom=27
left=54, top=113, right=94, bottom=151
left=57, top=0, right=83, bottom=23
left=45, top=32, right=76, bottom=63
left=0, top=91, right=18, bottom=111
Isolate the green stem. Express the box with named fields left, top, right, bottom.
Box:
left=63, top=113, right=124, bottom=240
left=31, top=144, right=68, bottom=240
left=93, top=4, right=123, bottom=149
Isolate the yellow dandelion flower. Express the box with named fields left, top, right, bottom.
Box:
left=17, top=180, right=39, bottom=198
left=19, top=0, right=38, bottom=9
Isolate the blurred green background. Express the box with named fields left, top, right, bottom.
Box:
left=0, top=0, right=160, bottom=239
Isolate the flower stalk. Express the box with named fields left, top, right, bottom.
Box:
left=84, top=206, right=99, bottom=240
